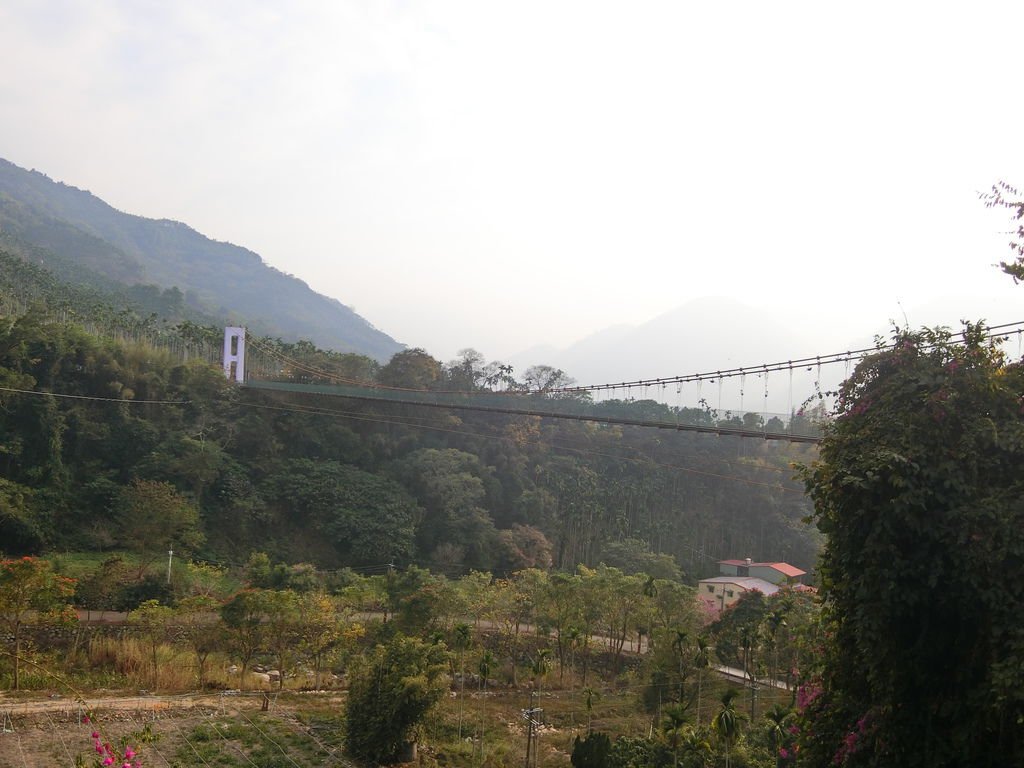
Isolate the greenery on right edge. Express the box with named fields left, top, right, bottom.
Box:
left=799, top=323, right=1024, bottom=767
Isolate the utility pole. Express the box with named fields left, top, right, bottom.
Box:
left=522, top=691, right=543, bottom=768
left=167, top=550, right=173, bottom=584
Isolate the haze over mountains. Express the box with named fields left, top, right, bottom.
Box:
left=0, top=158, right=402, bottom=361
left=510, top=294, right=1024, bottom=414
left=1, top=155, right=1018, bottom=395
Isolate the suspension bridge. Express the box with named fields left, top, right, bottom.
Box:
left=223, top=321, right=1024, bottom=445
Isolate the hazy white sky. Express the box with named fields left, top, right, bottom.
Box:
left=1, top=1, right=1022, bottom=362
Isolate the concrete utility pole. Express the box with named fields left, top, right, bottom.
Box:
left=167, top=550, right=173, bottom=584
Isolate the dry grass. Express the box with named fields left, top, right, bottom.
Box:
left=85, top=637, right=240, bottom=693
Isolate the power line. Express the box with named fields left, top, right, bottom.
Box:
left=244, top=382, right=823, bottom=443
left=239, top=397, right=806, bottom=492
left=236, top=710, right=306, bottom=768
left=0, top=385, right=190, bottom=405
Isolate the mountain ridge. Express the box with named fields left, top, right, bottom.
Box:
left=0, top=158, right=403, bottom=360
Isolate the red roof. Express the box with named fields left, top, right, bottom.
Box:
left=764, top=562, right=806, bottom=577
left=718, top=560, right=806, bottom=578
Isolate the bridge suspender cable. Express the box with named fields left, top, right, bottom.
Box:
left=243, top=321, right=1024, bottom=398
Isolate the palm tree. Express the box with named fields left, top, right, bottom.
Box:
left=453, top=622, right=472, bottom=738
left=581, top=686, right=599, bottom=734
left=763, top=704, right=793, bottom=768
left=739, top=623, right=759, bottom=719
left=478, top=649, right=495, bottom=691
left=661, top=704, right=689, bottom=768
left=693, top=636, right=711, bottom=725
left=712, top=688, right=741, bottom=768
left=565, top=626, right=582, bottom=684
left=677, top=726, right=712, bottom=768
left=765, top=610, right=787, bottom=689
left=531, top=648, right=551, bottom=692
left=671, top=629, right=689, bottom=702
left=640, top=576, right=658, bottom=653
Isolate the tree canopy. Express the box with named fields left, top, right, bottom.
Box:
left=800, top=324, right=1024, bottom=767
left=344, top=634, right=450, bottom=764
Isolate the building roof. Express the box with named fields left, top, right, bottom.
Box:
left=717, top=559, right=807, bottom=578
left=699, top=576, right=780, bottom=596
left=760, top=562, right=806, bottom=578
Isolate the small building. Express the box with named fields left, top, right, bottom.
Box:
left=698, top=576, right=779, bottom=613
left=698, top=558, right=810, bottom=614
left=717, top=558, right=806, bottom=585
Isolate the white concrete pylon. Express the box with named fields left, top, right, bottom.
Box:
left=223, top=326, right=246, bottom=382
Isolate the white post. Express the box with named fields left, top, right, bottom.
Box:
left=223, top=327, right=247, bottom=382
left=167, top=550, right=173, bottom=584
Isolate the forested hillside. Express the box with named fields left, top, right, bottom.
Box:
left=0, top=306, right=820, bottom=579
left=0, top=158, right=403, bottom=360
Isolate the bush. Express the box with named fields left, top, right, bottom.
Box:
left=344, top=634, right=450, bottom=764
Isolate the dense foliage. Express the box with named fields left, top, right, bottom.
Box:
left=0, top=308, right=818, bottom=577
left=800, top=325, right=1024, bottom=766
left=0, top=549, right=819, bottom=768
left=344, top=634, right=450, bottom=763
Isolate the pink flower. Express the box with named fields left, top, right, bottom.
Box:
left=779, top=747, right=790, bottom=758
left=92, top=731, right=100, bottom=739
left=124, top=748, right=135, bottom=759
left=102, top=758, right=113, bottom=766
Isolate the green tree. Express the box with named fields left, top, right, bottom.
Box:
left=478, top=649, right=495, bottom=690
left=582, top=686, right=599, bottom=734
left=484, top=573, right=537, bottom=687
left=263, top=589, right=301, bottom=690
left=396, top=448, right=499, bottom=570
left=662, top=704, right=689, bottom=768
left=799, top=325, right=1024, bottom=766
left=378, top=348, right=442, bottom=389
left=344, top=634, right=450, bottom=764
left=115, top=479, right=202, bottom=576
left=981, top=180, right=1024, bottom=280
left=572, top=732, right=612, bottom=768
left=763, top=705, right=793, bottom=768
left=75, top=555, right=131, bottom=619
left=0, top=478, right=44, bottom=554
left=453, top=622, right=472, bottom=738
left=530, top=647, right=552, bottom=692
left=676, top=726, right=712, bottom=768
left=220, top=589, right=269, bottom=690
left=712, top=688, right=741, bottom=768
left=176, top=594, right=223, bottom=690
left=261, top=460, right=418, bottom=567
left=295, top=591, right=345, bottom=690
left=128, top=599, right=175, bottom=692
left=444, top=348, right=487, bottom=390
left=0, top=557, right=75, bottom=689
left=693, top=637, right=711, bottom=726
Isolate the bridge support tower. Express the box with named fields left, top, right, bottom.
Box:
left=223, top=326, right=246, bottom=382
